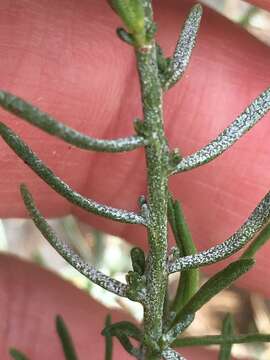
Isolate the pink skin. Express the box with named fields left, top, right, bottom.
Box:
left=0, top=254, right=220, bottom=359
left=0, top=0, right=268, bottom=357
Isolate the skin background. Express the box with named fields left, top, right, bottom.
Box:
left=0, top=0, right=269, bottom=358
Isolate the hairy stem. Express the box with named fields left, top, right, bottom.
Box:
left=135, top=25, right=170, bottom=360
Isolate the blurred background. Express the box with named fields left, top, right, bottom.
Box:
left=1, top=0, right=270, bottom=359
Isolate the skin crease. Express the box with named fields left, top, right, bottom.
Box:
left=0, top=0, right=269, bottom=358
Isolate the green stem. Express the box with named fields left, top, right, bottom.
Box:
left=135, top=29, right=170, bottom=360
left=218, top=314, right=234, bottom=360
left=104, top=315, right=113, bottom=360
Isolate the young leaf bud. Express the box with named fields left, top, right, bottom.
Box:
left=107, top=0, right=146, bottom=47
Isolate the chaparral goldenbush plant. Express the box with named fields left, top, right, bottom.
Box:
left=1, top=1, right=270, bottom=359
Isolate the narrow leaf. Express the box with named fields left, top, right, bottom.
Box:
left=0, top=123, right=147, bottom=227
left=241, top=222, right=270, bottom=259
left=163, top=4, right=203, bottom=90
left=9, top=349, right=30, bottom=360
left=172, top=259, right=254, bottom=326
left=20, top=184, right=128, bottom=297
left=219, top=314, right=234, bottom=360
left=170, top=199, right=199, bottom=312
left=102, top=321, right=142, bottom=341
left=172, top=333, right=270, bottom=347
left=167, top=195, right=177, bottom=232
left=0, top=91, right=146, bottom=152
left=104, top=315, right=113, bottom=360
left=113, top=331, right=140, bottom=358
left=55, top=315, right=78, bottom=360
left=167, top=194, right=182, bottom=252
left=168, top=191, right=270, bottom=273
left=102, top=320, right=142, bottom=357
left=171, top=87, right=270, bottom=174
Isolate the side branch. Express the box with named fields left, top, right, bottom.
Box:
left=20, top=184, right=128, bottom=297
left=0, top=91, right=147, bottom=152
left=170, top=87, right=270, bottom=174
left=163, top=4, right=203, bottom=91
left=168, top=191, right=270, bottom=273
left=0, top=123, right=147, bottom=226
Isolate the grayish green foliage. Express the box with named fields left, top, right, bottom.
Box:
left=1, top=0, right=270, bottom=359
left=0, top=91, right=146, bottom=152
left=56, top=315, right=79, bottom=360
left=20, top=184, right=129, bottom=297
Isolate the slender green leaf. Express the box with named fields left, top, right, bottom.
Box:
left=172, top=333, right=270, bottom=347
left=241, top=222, right=270, bottom=259
left=9, top=349, right=30, bottom=360
left=56, top=315, right=78, bottom=360
left=168, top=191, right=270, bottom=274
left=171, top=87, right=270, bottom=174
left=167, top=194, right=182, bottom=252
left=102, top=321, right=141, bottom=358
left=0, top=123, right=147, bottom=227
left=219, top=314, right=234, bottom=360
left=113, top=331, right=140, bottom=358
left=0, top=91, right=146, bottom=152
left=172, top=259, right=254, bottom=326
left=170, top=199, right=199, bottom=313
left=104, top=315, right=113, bottom=360
left=163, top=4, right=203, bottom=90
left=20, top=184, right=128, bottom=297
left=102, top=321, right=142, bottom=341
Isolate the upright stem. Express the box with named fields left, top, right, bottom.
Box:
left=136, top=43, right=170, bottom=358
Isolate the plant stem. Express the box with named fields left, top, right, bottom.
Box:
left=135, top=33, right=170, bottom=360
